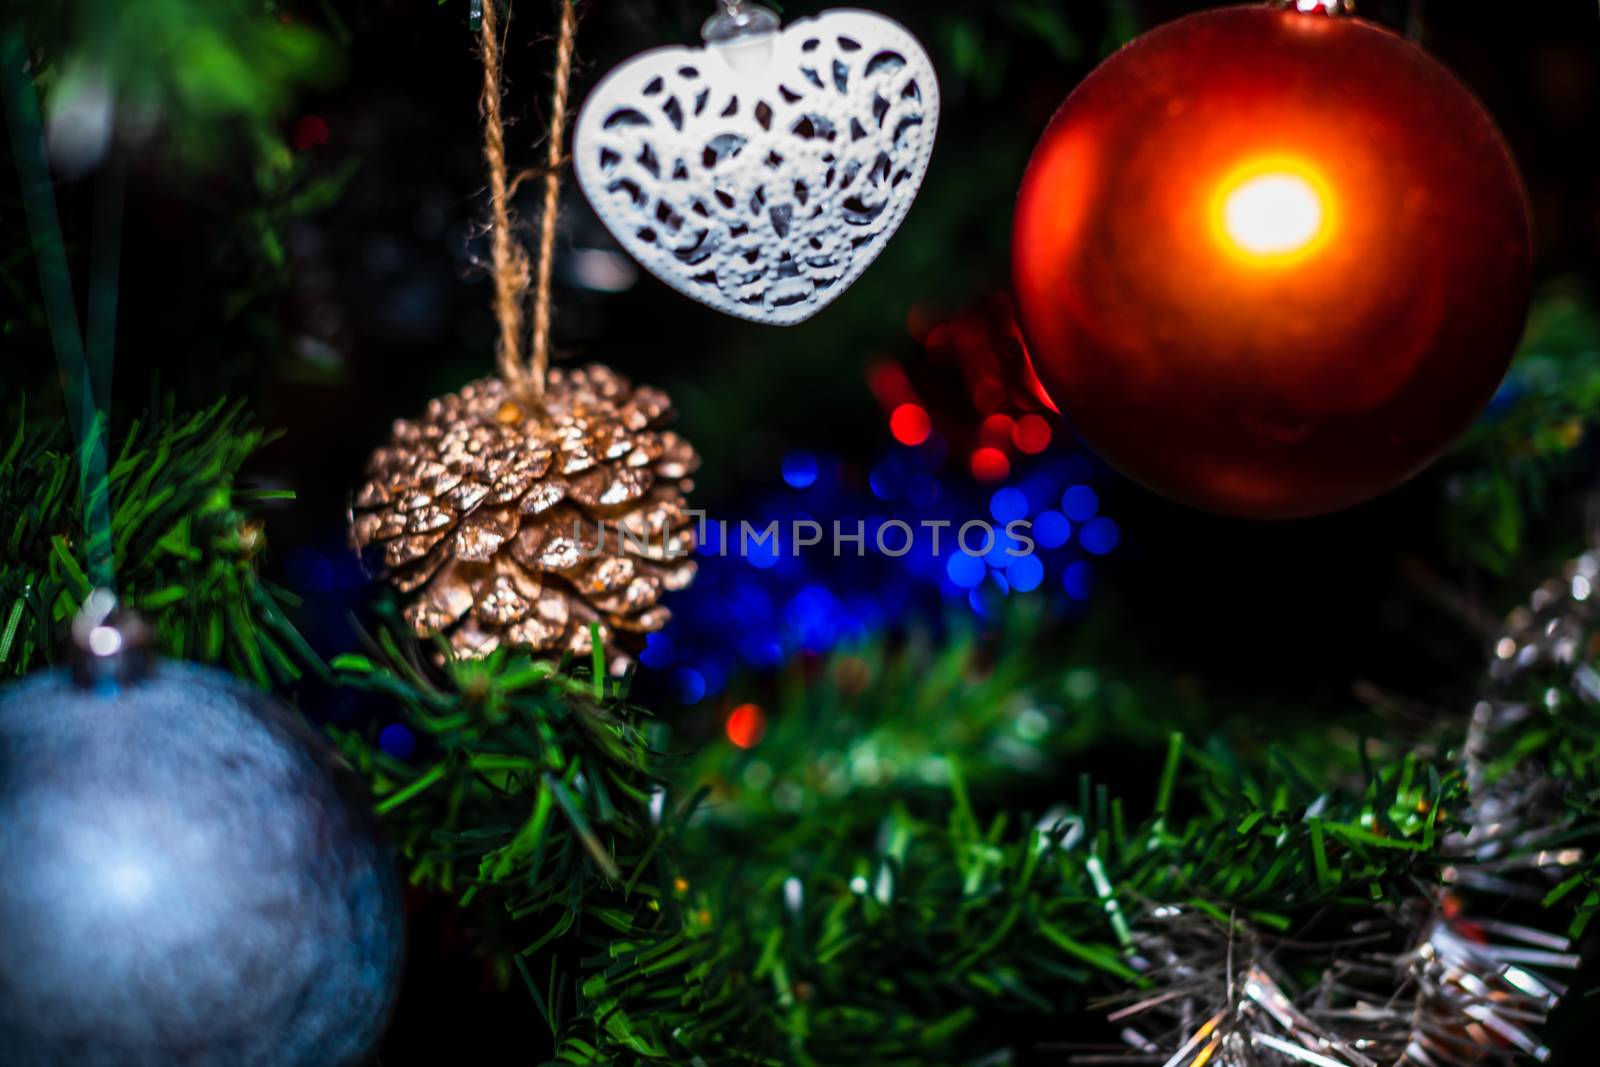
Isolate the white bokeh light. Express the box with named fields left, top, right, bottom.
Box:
left=88, top=625, right=123, bottom=657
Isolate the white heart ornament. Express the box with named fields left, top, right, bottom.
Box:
left=573, top=9, right=940, bottom=326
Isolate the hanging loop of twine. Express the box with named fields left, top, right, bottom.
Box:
left=528, top=0, right=577, bottom=401
left=479, top=0, right=530, bottom=392
left=478, top=0, right=578, bottom=402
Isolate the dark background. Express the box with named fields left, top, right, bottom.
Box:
left=8, top=0, right=1600, bottom=1061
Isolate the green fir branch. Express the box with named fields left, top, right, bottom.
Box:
left=1443, top=283, right=1600, bottom=573
left=333, top=594, right=1600, bottom=1066
left=0, top=397, right=300, bottom=685
left=585, top=735, right=1464, bottom=1065
left=11, top=0, right=340, bottom=166
left=331, top=617, right=687, bottom=1027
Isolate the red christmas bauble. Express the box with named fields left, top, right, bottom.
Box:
left=1011, top=5, right=1532, bottom=518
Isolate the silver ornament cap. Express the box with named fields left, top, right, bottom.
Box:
left=68, top=588, right=152, bottom=690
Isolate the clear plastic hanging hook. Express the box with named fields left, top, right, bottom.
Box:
left=702, top=1, right=781, bottom=74
left=703, top=1, right=781, bottom=43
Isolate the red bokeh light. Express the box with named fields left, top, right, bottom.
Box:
left=979, top=414, right=1016, bottom=448
left=890, top=403, right=931, bottom=446
left=292, top=115, right=330, bottom=151
left=972, top=376, right=1008, bottom=414
left=1012, top=414, right=1053, bottom=454
left=970, top=447, right=1010, bottom=483
left=868, top=361, right=913, bottom=409
left=726, top=704, right=767, bottom=749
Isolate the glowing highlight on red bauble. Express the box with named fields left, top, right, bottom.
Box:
left=1215, top=161, right=1332, bottom=263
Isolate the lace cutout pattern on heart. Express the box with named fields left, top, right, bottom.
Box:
left=574, top=11, right=940, bottom=325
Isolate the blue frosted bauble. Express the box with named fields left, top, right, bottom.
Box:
left=0, top=660, right=405, bottom=1066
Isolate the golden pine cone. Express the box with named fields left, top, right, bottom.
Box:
left=349, top=365, right=699, bottom=659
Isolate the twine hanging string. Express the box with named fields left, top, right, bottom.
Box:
left=528, top=0, right=578, bottom=401
left=478, top=0, right=579, bottom=402
left=479, top=0, right=531, bottom=392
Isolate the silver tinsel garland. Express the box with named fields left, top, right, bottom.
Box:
left=1092, top=546, right=1600, bottom=1067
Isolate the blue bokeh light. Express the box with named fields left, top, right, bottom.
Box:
left=1081, top=516, right=1121, bottom=556
left=947, top=551, right=987, bottom=589
left=783, top=451, right=820, bottom=489
left=700, top=518, right=727, bottom=556
left=674, top=668, right=707, bottom=704
left=640, top=632, right=676, bottom=669
left=1064, top=561, right=1095, bottom=602
left=694, top=660, right=728, bottom=700
left=640, top=446, right=1122, bottom=705
left=745, top=528, right=781, bottom=569
left=1007, top=553, right=1045, bottom=593
left=984, top=531, right=1018, bottom=569
left=1062, top=485, right=1099, bottom=522
left=989, top=487, right=1029, bottom=524
left=1033, top=510, right=1071, bottom=549
left=379, top=723, right=417, bottom=761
